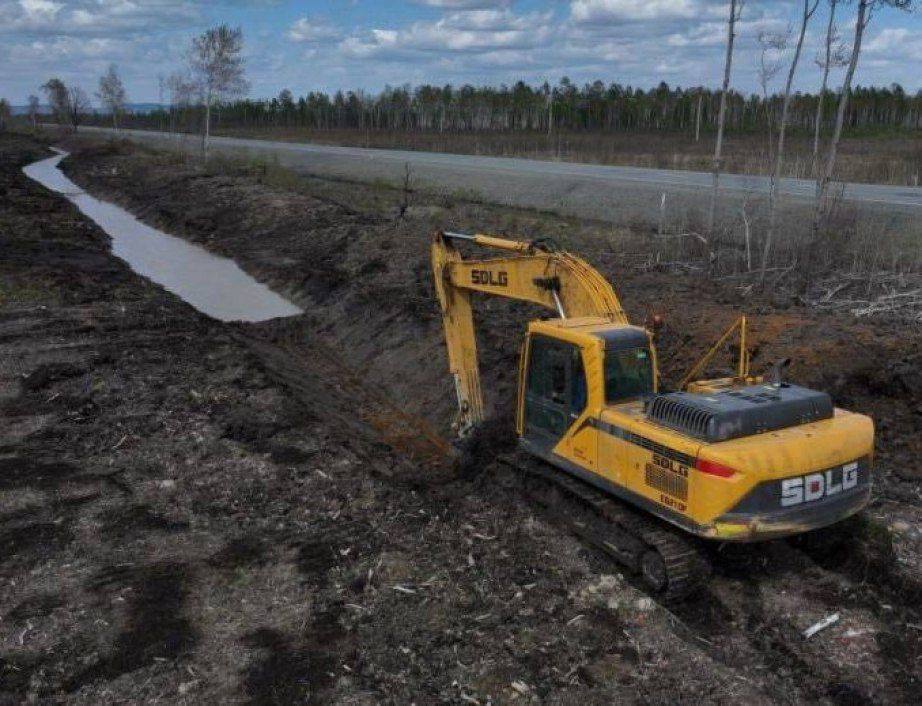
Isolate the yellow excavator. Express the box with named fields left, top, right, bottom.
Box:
left=431, top=231, right=873, bottom=597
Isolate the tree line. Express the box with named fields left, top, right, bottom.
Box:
left=130, top=80, right=922, bottom=137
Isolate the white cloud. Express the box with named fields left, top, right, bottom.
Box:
left=25, top=35, right=128, bottom=59
left=570, top=0, right=721, bottom=24
left=288, top=18, right=341, bottom=43
left=864, top=27, right=922, bottom=61
left=297, top=0, right=907, bottom=97
left=665, top=21, right=726, bottom=47
left=339, top=7, right=552, bottom=60
left=413, top=1, right=512, bottom=8
left=19, top=0, right=62, bottom=22
left=0, top=0, right=200, bottom=36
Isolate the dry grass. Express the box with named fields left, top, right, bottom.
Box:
left=212, top=126, right=922, bottom=187
left=195, top=144, right=922, bottom=287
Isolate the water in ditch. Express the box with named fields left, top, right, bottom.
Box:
left=23, top=150, right=303, bottom=323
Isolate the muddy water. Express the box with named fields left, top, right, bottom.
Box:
left=23, top=150, right=303, bottom=323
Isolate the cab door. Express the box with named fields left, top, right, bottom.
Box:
left=523, top=335, right=586, bottom=455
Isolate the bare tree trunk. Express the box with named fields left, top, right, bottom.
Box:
left=808, top=0, right=869, bottom=283
left=695, top=92, right=703, bottom=142
left=814, top=2, right=867, bottom=212
left=741, top=200, right=752, bottom=271
left=203, top=93, right=212, bottom=157
left=812, top=0, right=838, bottom=176
left=708, top=0, right=741, bottom=239
left=761, top=0, right=818, bottom=285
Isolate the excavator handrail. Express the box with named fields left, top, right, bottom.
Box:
left=677, top=315, right=752, bottom=391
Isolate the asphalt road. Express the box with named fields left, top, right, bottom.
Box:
left=79, top=126, right=922, bottom=227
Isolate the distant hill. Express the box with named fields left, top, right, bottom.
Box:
left=10, top=105, right=50, bottom=116
left=11, top=102, right=165, bottom=116
left=122, top=103, right=166, bottom=114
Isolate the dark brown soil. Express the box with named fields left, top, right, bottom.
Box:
left=1, top=132, right=920, bottom=704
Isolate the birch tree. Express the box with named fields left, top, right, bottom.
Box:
left=42, top=78, right=70, bottom=127
left=756, top=29, right=788, bottom=167
left=760, top=0, right=819, bottom=285
left=97, top=64, right=127, bottom=130
left=67, top=87, right=90, bottom=132
left=812, top=0, right=849, bottom=176
left=157, top=74, right=167, bottom=131
left=707, top=0, right=744, bottom=238
left=0, top=100, right=11, bottom=132
left=810, top=0, right=913, bottom=267
left=167, top=72, right=196, bottom=133
left=188, top=24, right=248, bottom=156
left=694, top=89, right=703, bottom=142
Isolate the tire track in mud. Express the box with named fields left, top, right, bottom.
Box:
left=506, top=455, right=888, bottom=702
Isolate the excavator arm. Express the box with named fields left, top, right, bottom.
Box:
left=431, top=230, right=629, bottom=435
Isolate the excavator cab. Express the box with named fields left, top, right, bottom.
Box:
left=515, top=317, right=674, bottom=494
left=519, top=322, right=656, bottom=453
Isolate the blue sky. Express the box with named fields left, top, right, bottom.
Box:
left=1, top=1, right=920, bottom=105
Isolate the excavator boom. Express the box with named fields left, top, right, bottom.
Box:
left=431, top=231, right=627, bottom=434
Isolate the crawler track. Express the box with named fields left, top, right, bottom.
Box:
left=503, top=451, right=711, bottom=601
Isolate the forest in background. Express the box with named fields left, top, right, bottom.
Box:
left=90, top=80, right=922, bottom=187
left=121, top=80, right=922, bottom=136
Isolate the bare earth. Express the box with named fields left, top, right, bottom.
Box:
left=1, top=134, right=920, bottom=704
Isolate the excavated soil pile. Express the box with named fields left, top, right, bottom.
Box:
left=0, top=134, right=919, bottom=704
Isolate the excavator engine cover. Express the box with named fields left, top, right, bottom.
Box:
left=645, top=384, right=834, bottom=443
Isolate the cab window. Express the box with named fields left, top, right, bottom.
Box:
left=527, top=336, right=567, bottom=404
left=605, top=347, right=654, bottom=402
left=526, top=336, right=587, bottom=413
